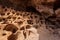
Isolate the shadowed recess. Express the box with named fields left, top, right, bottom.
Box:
left=3, top=24, right=18, bottom=33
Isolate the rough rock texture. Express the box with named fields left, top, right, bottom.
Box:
left=0, top=0, right=60, bottom=40
left=0, top=5, right=41, bottom=40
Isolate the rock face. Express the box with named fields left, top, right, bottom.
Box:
left=0, top=5, right=41, bottom=40
left=0, top=0, right=60, bottom=40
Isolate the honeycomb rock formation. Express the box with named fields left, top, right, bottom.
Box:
left=0, top=5, right=42, bottom=40
left=0, top=0, right=60, bottom=40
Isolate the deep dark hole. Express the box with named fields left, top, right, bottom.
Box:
left=53, top=0, right=60, bottom=11
left=27, top=20, right=33, bottom=24
left=3, top=24, right=18, bottom=33
left=12, top=29, right=17, bottom=33
left=8, top=34, right=17, bottom=40
left=26, top=25, right=31, bottom=29
left=20, top=27, right=25, bottom=30
left=2, top=33, right=6, bottom=36
left=26, top=6, right=37, bottom=12
left=26, top=6, right=42, bottom=15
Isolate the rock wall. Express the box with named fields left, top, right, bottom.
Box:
left=0, top=0, right=60, bottom=40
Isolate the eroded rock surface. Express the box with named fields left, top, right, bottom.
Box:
left=0, top=0, right=60, bottom=40
left=0, top=5, right=41, bottom=40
